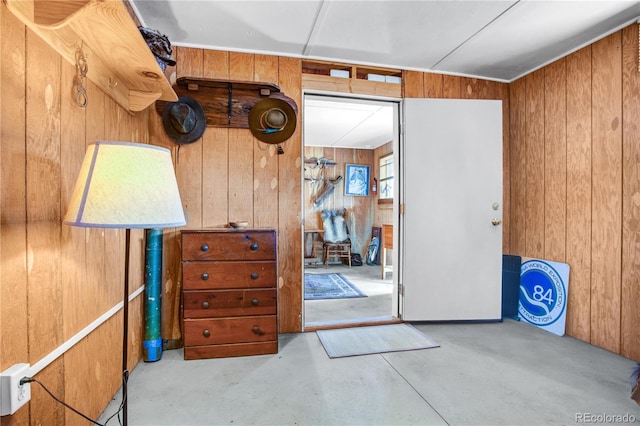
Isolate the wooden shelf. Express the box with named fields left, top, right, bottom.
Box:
left=302, top=60, right=402, bottom=79
left=301, top=60, right=402, bottom=97
left=5, top=0, right=178, bottom=112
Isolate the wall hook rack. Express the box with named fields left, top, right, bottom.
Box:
left=155, top=77, right=283, bottom=129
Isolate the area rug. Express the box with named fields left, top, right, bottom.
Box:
left=316, top=324, right=440, bottom=358
left=304, top=273, right=367, bottom=300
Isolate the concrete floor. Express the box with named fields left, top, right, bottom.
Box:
left=99, top=319, right=640, bottom=425
left=304, top=264, right=394, bottom=326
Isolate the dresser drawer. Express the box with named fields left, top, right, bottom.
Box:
left=182, top=231, right=276, bottom=261
left=184, top=341, right=278, bottom=360
left=183, top=289, right=277, bottom=318
left=184, top=316, right=277, bottom=347
left=182, top=261, right=276, bottom=290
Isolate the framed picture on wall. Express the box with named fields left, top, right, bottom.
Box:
left=345, top=164, right=370, bottom=196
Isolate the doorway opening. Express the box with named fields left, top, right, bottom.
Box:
left=302, top=93, right=400, bottom=330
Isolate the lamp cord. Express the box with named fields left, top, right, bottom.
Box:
left=19, top=228, right=133, bottom=426
left=19, top=377, right=125, bottom=425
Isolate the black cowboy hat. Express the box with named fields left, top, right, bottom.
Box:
left=162, top=96, right=206, bottom=144
left=248, top=94, right=298, bottom=144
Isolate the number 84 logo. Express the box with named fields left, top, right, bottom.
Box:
left=518, top=260, right=567, bottom=326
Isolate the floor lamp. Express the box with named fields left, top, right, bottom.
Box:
left=63, top=141, right=186, bottom=425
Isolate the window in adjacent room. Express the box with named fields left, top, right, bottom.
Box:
left=378, top=153, right=394, bottom=204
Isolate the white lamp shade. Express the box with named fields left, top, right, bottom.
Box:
left=64, top=141, right=186, bottom=228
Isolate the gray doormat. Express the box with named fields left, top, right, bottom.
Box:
left=316, top=323, right=440, bottom=358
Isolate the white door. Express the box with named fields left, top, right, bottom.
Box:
left=401, top=98, right=503, bottom=321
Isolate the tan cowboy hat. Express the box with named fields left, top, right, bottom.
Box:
left=162, top=96, right=206, bottom=144
left=248, top=94, right=298, bottom=144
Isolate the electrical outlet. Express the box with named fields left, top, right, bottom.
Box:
left=0, top=363, right=31, bottom=416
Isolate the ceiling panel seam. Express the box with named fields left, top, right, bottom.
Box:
left=431, top=0, right=522, bottom=70
left=302, top=0, right=329, bottom=56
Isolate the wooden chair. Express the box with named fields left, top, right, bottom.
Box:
left=321, top=209, right=351, bottom=268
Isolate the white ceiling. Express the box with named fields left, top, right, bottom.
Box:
left=133, top=0, right=640, bottom=149
left=304, top=95, right=396, bottom=148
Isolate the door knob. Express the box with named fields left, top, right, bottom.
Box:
left=491, top=218, right=502, bottom=226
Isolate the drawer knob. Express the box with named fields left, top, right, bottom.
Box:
left=250, top=272, right=259, bottom=280
left=201, top=244, right=209, bottom=252
left=202, top=301, right=209, bottom=309
left=252, top=326, right=264, bottom=336
left=251, top=298, right=259, bottom=306
left=250, top=243, right=259, bottom=251
left=203, top=329, right=210, bottom=338
left=201, top=273, right=209, bottom=280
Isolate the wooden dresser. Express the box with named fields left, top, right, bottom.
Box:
left=181, top=229, right=278, bottom=360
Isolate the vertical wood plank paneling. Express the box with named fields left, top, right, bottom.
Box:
left=253, top=54, right=279, bottom=228
left=442, top=75, right=462, bottom=98
left=463, top=78, right=494, bottom=99
left=0, top=5, right=30, bottom=423
left=543, top=59, right=567, bottom=262
left=277, top=56, right=302, bottom=332
left=228, top=128, right=255, bottom=222
left=373, top=142, right=394, bottom=227
left=304, top=146, right=326, bottom=230
left=175, top=47, right=204, bottom=228
left=87, top=310, right=124, bottom=421
left=621, top=25, right=640, bottom=360
left=337, top=149, right=354, bottom=220
left=591, top=33, right=622, bottom=353
left=565, top=46, right=592, bottom=342
left=332, top=148, right=346, bottom=210
left=1, top=0, right=28, bottom=366
left=25, top=28, right=62, bottom=368
left=60, top=68, right=91, bottom=421
left=524, top=70, right=545, bottom=258
left=424, top=72, right=443, bottom=98
left=497, top=83, right=511, bottom=254
left=202, top=49, right=230, bottom=227
left=25, top=30, right=64, bottom=424
left=402, top=70, right=424, bottom=98
left=254, top=53, right=278, bottom=83
left=323, top=148, right=339, bottom=210
left=509, top=79, right=527, bottom=255
left=60, top=59, right=87, bottom=341
left=230, top=51, right=255, bottom=81
left=229, top=52, right=255, bottom=223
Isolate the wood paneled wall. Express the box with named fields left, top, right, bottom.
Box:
left=1, top=3, right=148, bottom=423
left=152, top=47, right=304, bottom=338
left=303, top=146, right=374, bottom=256
left=509, top=26, right=640, bottom=360
left=373, top=142, right=394, bottom=229
left=3, top=8, right=640, bottom=423
left=159, top=41, right=639, bottom=358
